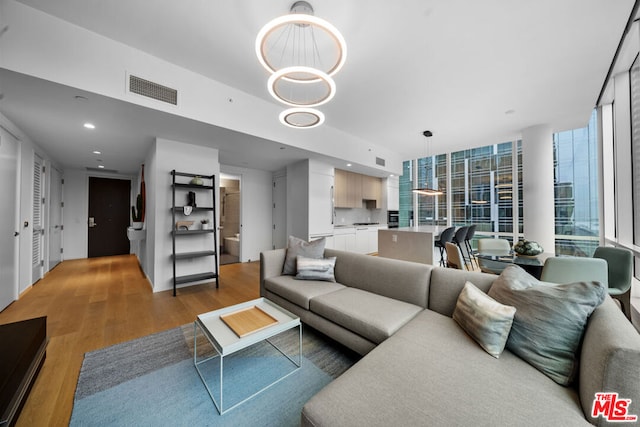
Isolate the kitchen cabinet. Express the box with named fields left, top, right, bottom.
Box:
left=309, top=169, right=334, bottom=236
left=335, top=169, right=362, bottom=208
left=289, top=159, right=334, bottom=240
left=386, top=176, right=399, bottom=211
left=334, top=169, right=349, bottom=208
left=333, top=227, right=356, bottom=251
left=334, top=225, right=386, bottom=254
left=362, top=175, right=382, bottom=208
left=355, top=227, right=369, bottom=253
left=335, top=169, right=382, bottom=208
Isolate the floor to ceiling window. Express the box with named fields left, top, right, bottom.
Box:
left=450, top=142, right=519, bottom=239
left=398, top=116, right=600, bottom=256
left=399, top=155, right=447, bottom=227
left=400, top=141, right=521, bottom=243
left=553, top=110, right=599, bottom=256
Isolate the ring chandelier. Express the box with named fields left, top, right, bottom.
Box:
left=256, top=1, right=346, bottom=128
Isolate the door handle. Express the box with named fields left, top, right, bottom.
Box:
left=14, top=231, right=19, bottom=237
left=88, top=217, right=97, bottom=227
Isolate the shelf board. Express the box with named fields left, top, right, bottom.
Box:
left=175, top=272, right=218, bottom=285
left=173, top=229, right=214, bottom=235
left=173, top=250, right=216, bottom=260
left=173, top=183, right=214, bottom=190
left=171, top=171, right=215, bottom=179
left=172, top=206, right=214, bottom=212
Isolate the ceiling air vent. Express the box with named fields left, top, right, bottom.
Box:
left=129, top=75, right=178, bottom=105
left=375, top=157, right=386, bottom=167
left=86, top=167, right=119, bottom=174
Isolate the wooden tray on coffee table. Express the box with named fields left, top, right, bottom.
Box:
left=220, top=305, right=279, bottom=338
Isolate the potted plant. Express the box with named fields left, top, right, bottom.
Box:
left=131, top=193, right=143, bottom=230
left=513, top=239, right=543, bottom=257
left=201, top=218, right=211, bottom=230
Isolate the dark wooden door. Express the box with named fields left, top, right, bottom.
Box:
left=88, top=177, right=131, bottom=258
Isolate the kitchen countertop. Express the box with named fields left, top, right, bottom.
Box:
left=334, top=223, right=387, bottom=228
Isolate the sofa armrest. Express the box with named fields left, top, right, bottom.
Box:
left=260, top=249, right=287, bottom=297
left=579, top=296, right=640, bottom=425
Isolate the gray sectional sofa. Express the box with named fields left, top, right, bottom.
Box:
left=260, top=248, right=640, bottom=426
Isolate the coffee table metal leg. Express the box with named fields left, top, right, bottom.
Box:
left=194, top=321, right=223, bottom=414
left=194, top=321, right=302, bottom=415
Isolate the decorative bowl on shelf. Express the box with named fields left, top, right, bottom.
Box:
left=513, top=240, right=543, bottom=257
left=190, top=176, right=204, bottom=185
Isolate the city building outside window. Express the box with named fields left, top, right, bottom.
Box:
left=553, top=109, right=599, bottom=256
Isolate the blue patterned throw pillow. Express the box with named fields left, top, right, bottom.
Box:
left=295, top=256, right=337, bottom=282
left=453, top=281, right=516, bottom=358
left=488, top=265, right=606, bottom=385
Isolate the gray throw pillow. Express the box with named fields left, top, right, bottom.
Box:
left=488, top=265, right=606, bottom=385
left=282, top=236, right=326, bottom=275
left=453, top=281, right=516, bottom=358
left=295, top=256, right=337, bottom=282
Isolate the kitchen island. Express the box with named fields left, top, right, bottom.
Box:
left=378, top=225, right=446, bottom=265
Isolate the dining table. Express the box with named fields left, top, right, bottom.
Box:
left=475, top=250, right=555, bottom=279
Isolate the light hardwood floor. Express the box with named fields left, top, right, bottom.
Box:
left=0, top=255, right=260, bottom=427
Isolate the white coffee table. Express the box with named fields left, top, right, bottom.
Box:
left=193, top=297, right=302, bottom=414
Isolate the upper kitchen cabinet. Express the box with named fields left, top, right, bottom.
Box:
left=334, top=168, right=349, bottom=208
left=362, top=175, right=382, bottom=207
left=386, top=175, right=399, bottom=210
left=288, top=159, right=335, bottom=240
left=335, top=169, right=382, bottom=208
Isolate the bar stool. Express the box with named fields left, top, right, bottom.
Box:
left=434, top=226, right=456, bottom=267
left=452, top=226, right=470, bottom=269
left=464, top=225, right=478, bottom=269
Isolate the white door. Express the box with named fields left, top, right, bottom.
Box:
left=48, top=166, right=63, bottom=270
left=32, top=154, right=44, bottom=283
left=272, top=174, right=287, bottom=249
left=0, top=131, right=20, bottom=311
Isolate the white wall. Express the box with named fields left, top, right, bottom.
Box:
left=148, top=138, right=220, bottom=293
left=220, top=165, right=273, bottom=262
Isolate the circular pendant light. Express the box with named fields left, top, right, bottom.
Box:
left=267, top=66, right=336, bottom=107
left=279, top=107, right=325, bottom=129
left=255, top=10, right=347, bottom=83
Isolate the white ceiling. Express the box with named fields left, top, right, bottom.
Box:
left=0, top=0, right=635, bottom=174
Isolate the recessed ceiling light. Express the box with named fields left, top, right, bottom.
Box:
left=93, top=150, right=101, bottom=155
left=84, top=123, right=95, bottom=129
left=98, top=165, right=105, bottom=169
left=346, top=163, right=352, bottom=167
left=75, top=95, right=88, bottom=101
left=390, top=174, right=395, bottom=177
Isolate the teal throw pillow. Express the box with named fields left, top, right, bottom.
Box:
left=488, top=265, right=606, bottom=385
left=453, top=281, right=516, bottom=358
left=282, top=236, right=326, bottom=275
left=295, top=256, right=337, bottom=282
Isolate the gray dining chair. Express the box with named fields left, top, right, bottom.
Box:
left=593, top=246, right=633, bottom=319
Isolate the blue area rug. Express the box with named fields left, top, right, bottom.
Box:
left=70, top=326, right=357, bottom=426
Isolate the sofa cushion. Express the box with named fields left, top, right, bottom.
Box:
left=295, top=256, right=336, bottom=282
left=264, top=276, right=345, bottom=310
left=309, top=288, right=423, bottom=344
left=427, top=267, right=497, bottom=317
left=488, top=265, right=607, bottom=386
left=302, top=309, right=589, bottom=427
left=453, top=281, right=516, bottom=358
left=324, top=249, right=432, bottom=308
left=282, top=236, right=325, bottom=275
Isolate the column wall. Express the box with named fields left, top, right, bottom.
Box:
left=521, top=125, right=556, bottom=253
